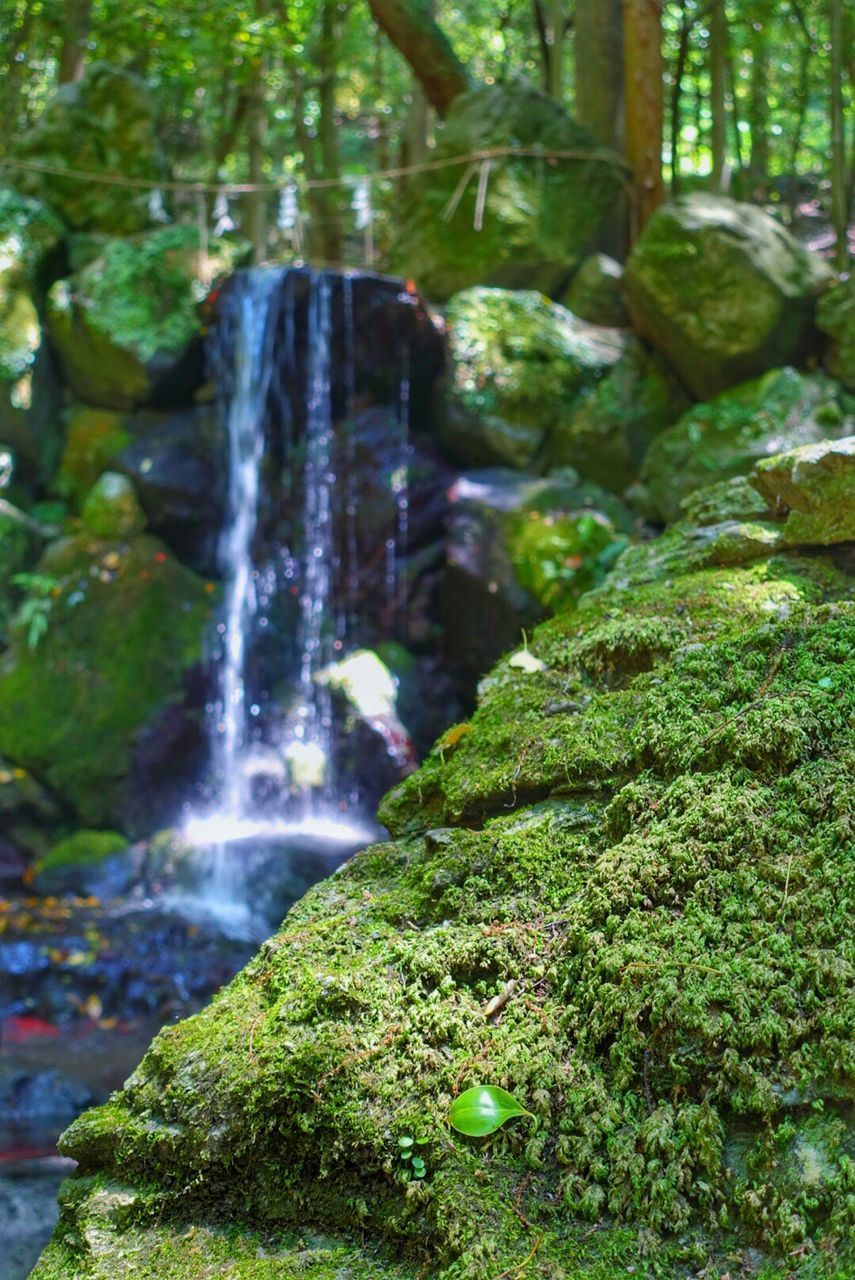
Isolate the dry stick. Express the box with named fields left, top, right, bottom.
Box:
left=492, top=1234, right=544, bottom=1280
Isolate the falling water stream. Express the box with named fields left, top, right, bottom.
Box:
left=184, top=266, right=421, bottom=931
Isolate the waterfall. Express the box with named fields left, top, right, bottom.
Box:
left=183, top=265, right=426, bottom=930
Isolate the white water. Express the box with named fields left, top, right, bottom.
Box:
left=212, top=269, right=281, bottom=818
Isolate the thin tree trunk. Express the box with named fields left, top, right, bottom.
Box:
left=532, top=0, right=551, bottom=90
left=316, top=0, right=343, bottom=264
left=670, top=0, right=691, bottom=195
left=624, top=0, right=665, bottom=239
left=709, top=0, right=728, bottom=189
left=366, top=0, right=468, bottom=117
left=547, top=0, right=565, bottom=100
left=748, top=25, right=770, bottom=198
left=574, top=0, right=623, bottom=151
left=831, top=0, right=849, bottom=269
left=58, top=0, right=93, bottom=84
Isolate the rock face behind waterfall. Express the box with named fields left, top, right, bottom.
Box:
left=33, top=439, right=855, bottom=1280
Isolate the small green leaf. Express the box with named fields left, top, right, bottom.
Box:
left=411, top=1157, right=425, bottom=1171
left=448, top=1085, right=531, bottom=1137
left=398, top=1136, right=414, bottom=1149
left=412, top=1166, right=426, bottom=1178
left=400, top=1149, right=412, bottom=1160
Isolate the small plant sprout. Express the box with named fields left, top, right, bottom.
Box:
left=397, top=1134, right=428, bottom=1179
left=448, top=1085, right=532, bottom=1138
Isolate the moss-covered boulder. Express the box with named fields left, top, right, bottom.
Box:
left=445, top=467, right=633, bottom=678
left=562, top=253, right=629, bottom=328
left=393, top=82, right=623, bottom=301
left=441, top=287, right=628, bottom=469
left=0, top=533, right=212, bottom=825
left=638, top=367, right=850, bottom=523
left=11, top=64, right=164, bottom=235
left=56, top=404, right=224, bottom=568
left=550, top=336, right=691, bottom=493
left=81, top=472, right=146, bottom=540
left=625, top=194, right=835, bottom=399
left=46, top=227, right=242, bottom=410
left=32, top=829, right=131, bottom=897
left=817, top=276, right=855, bottom=391
left=34, top=479, right=855, bottom=1276
left=0, top=188, right=65, bottom=478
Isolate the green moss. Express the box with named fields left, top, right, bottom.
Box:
left=56, top=406, right=131, bottom=507
left=0, top=498, right=37, bottom=643
left=639, top=368, right=848, bottom=523
left=392, top=82, right=622, bottom=301
left=39, top=828, right=128, bottom=871
left=0, top=533, right=212, bottom=823
left=625, top=195, right=834, bottom=400
left=442, top=287, right=627, bottom=468
left=81, top=472, right=147, bottom=539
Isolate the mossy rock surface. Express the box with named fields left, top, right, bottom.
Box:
left=46, top=227, right=242, bottom=410
left=0, top=533, right=211, bottom=825
left=81, top=472, right=147, bottom=540
left=550, top=335, right=691, bottom=493
left=392, top=82, right=623, bottom=301
left=562, top=253, right=629, bottom=328
left=817, top=276, right=855, bottom=391
left=35, top=437, right=855, bottom=1278
left=33, top=828, right=129, bottom=896
left=638, top=367, right=850, bottom=523
left=625, top=194, right=835, bottom=400
left=441, top=287, right=627, bottom=469
left=11, top=64, right=163, bottom=235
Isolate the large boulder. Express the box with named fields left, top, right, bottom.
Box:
left=441, top=287, right=628, bottom=469
left=34, top=471, right=855, bottom=1278
left=392, top=82, right=623, bottom=301
left=0, top=533, right=212, bottom=827
left=46, top=227, right=243, bottom=410
left=817, top=275, right=855, bottom=390
left=638, top=367, right=850, bottom=523
left=11, top=64, right=164, bottom=235
left=625, top=194, right=835, bottom=399
left=549, top=335, right=691, bottom=492
left=444, top=467, right=633, bottom=677
left=0, top=189, right=64, bottom=479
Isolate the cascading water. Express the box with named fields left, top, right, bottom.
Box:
left=183, top=266, right=435, bottom=934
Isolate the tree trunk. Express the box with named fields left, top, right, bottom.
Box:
left=624, top=0, right=665, bottom=239
left=709, top=0, right=728, bottom=189
left=316, top=0, right=343, bottom=264
left=574, top=0, right=623, bottom=151
left=58, top=0, right=93, bottom=85
left=547, top=0, right=565, bottom=100
left=830, top=0, right=849, bottom=270
left=747, top=25, right=769, bottom=198
left=670, top=0, right=690, bottom=194
left=366, top=0, right=468, bottom=117
left=244, top=67, right=267, bottom=264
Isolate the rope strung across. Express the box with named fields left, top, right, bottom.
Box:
left=0, top=144, right=630, bottom=194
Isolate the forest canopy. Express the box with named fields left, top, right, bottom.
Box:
left=1, top=0, right=852, bottom=267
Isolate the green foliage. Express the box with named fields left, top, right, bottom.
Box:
left=448, top=1086, right=531, bottom=1137
left=10, top=571, right=58, bottom=649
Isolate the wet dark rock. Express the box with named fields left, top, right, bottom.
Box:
left=443, top=468, right=634, bottom=678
